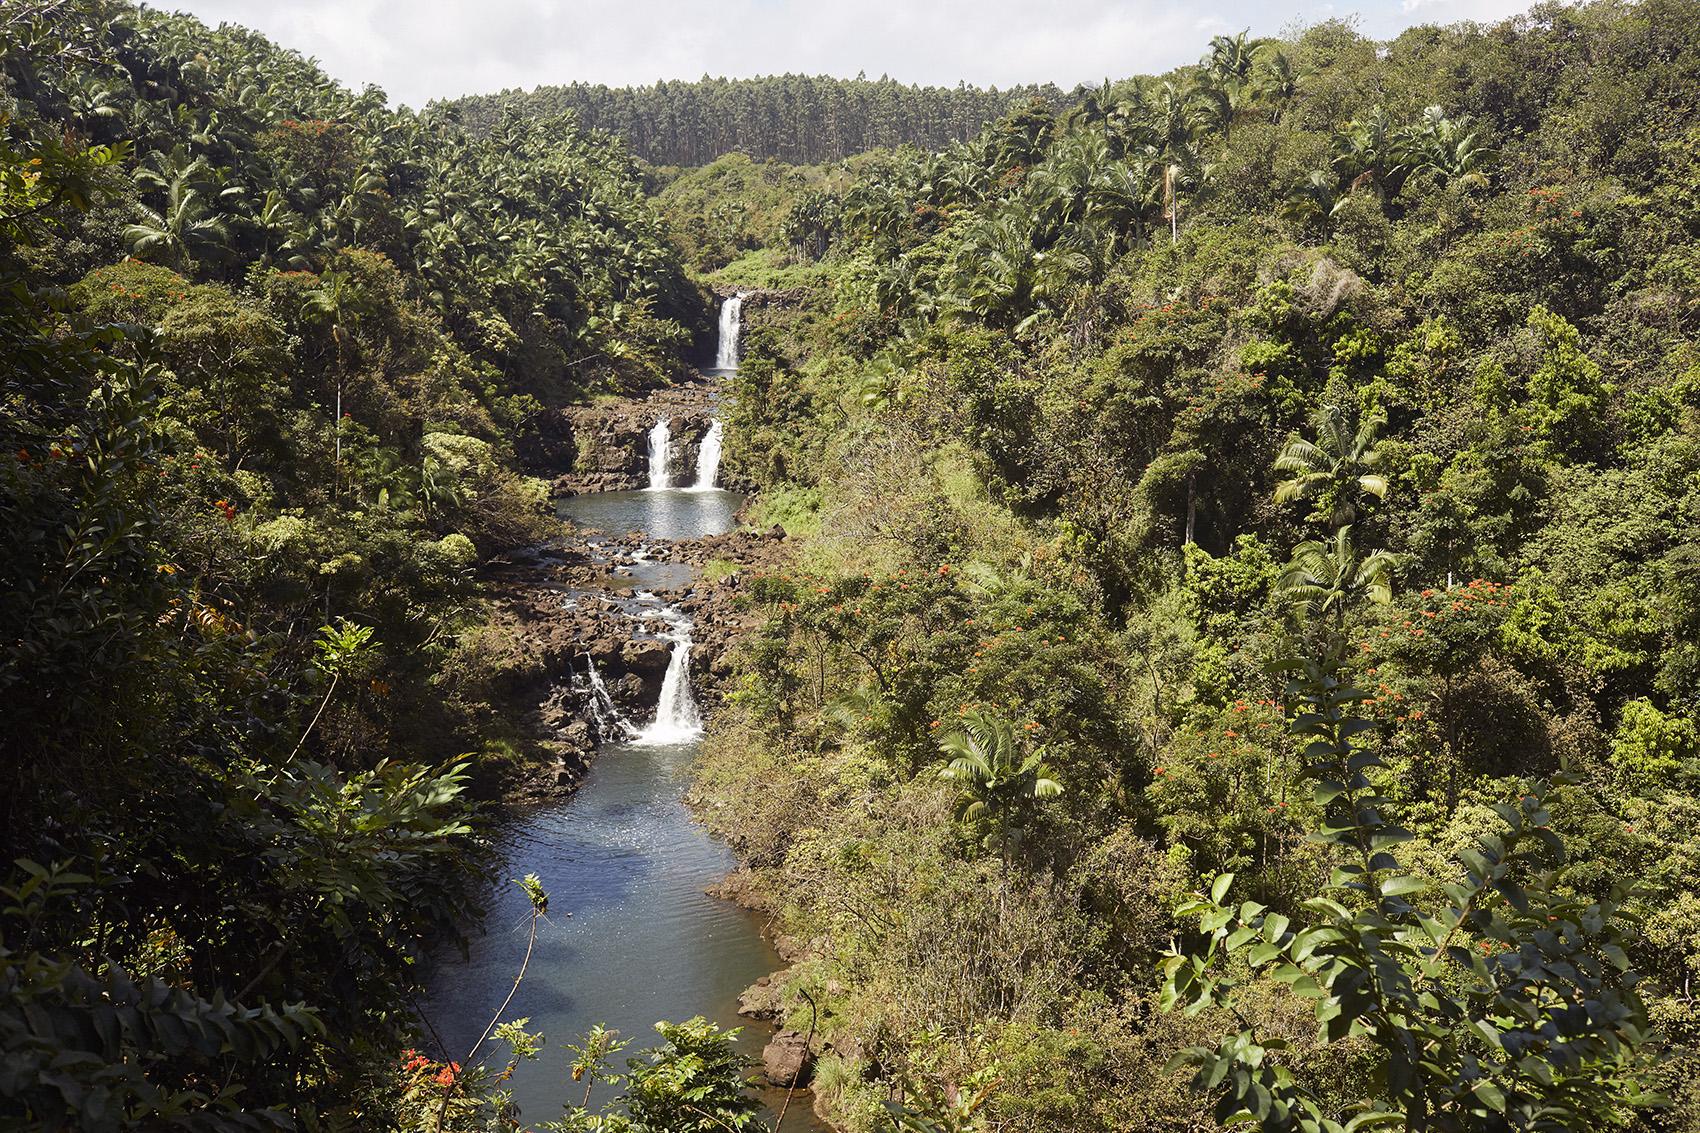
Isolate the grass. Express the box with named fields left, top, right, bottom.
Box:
left=703, top=557, right=742, bottom=583
left=744, top=484, right=823, bottom=537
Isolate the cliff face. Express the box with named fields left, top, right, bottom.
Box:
left=551, top=383, right=725, bottom=495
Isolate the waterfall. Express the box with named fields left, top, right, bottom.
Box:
left=714, top=293, right=745, bottom=371
left=690, top=419, right=724, bottom=491
left=646, top=417, right=672, bottom=490
left=579, top=655, right=639, bottom=741
left=636, top=614, right=702, bottom=745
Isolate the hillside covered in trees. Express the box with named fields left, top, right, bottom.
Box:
left=1, top=2, right=713, bottom=1126
left=7, top=0, right=1700, bottom=1130
left=442, top=74, right=1067, bottom=166
left=686, top=3, right=1700, bottom=1130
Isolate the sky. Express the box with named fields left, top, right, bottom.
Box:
left=162, top=0, right=1546, bottom=109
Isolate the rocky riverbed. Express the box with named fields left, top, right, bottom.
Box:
left=476, top=513, right=786, bottom=802
left=470, top=369, right=832, bottom=1117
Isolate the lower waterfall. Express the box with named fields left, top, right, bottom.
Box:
left=579, top=654, right=639, bottom=741
left=637, top=613, right=702, bottom=745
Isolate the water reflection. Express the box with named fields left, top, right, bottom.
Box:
left=557, top=487, right=743, bottom=543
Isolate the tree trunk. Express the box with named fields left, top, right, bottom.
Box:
left=1184, top=472, right=1197, bottom=548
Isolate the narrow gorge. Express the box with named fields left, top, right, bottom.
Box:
left=426, top=295, right=819, bottom=1125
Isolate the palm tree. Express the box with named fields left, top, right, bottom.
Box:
left=1196, top=31, right=1270, bottom=143
left=1274, top=403, right=1389, bottom=528
left=938, top=708, right=1063, bottom=871
left=1150, top=80, right=1205, bottom=157
left=246, top=188, right=308, bottom=268
left=1332, top=106, right=1411, bottom=198
left=1407, top=106, right=1496, bottom=189
left=299, top=268, right=371, bottom=482
left=1251, top=49, right=1300, bottom=122
left=123, top=151, right=231, bottom=271
left=1280, top=169, right=1344, bottom=228
left=1087, top=156, right=1160, bottom=253
left=948, top=212, right=1039, bottom=328
left=1205, top=30, right=1266, bottom=89
left=1275, top=525, right=1398, bottom=646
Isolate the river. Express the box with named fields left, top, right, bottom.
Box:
left=425, top=485, right=817, bottom=1127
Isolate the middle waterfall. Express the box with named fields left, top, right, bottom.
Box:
left=638, top=611, right=703, bottom=745
left=691, top=419, right=724, bottom=491
left=646, top=417, right=672, bottom=490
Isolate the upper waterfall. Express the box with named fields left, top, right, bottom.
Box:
left=690, top=419, right=724, bottom=491
left=714, top=294, right=745, bottom=371
left=646, top=417, right=672, bottom=490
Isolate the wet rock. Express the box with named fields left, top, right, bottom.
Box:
left=762, top=1029, right=813, bottom=1088
left=621, top=638, right=671, bottom=678
left=551, top=383, right=729, bottom=495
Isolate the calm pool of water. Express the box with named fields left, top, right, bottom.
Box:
left=424, top=736, right=785, bottom=1119
left=557, top=487, right=743, bottom=543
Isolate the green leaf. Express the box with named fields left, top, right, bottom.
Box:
left=1380, top=876, right=1427, bottom=897
left=1211, top=873, right=1235, bottom=904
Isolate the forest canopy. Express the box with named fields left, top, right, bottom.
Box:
left=6, top=0, right=1700, bottom=1130
left=441, top=74, right=1069, bottom=166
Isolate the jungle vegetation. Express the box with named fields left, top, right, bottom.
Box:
left=688, top=2, right=1700, bottom=1130
left=6, top=0, right=1700, bottom=1130
left=0, top=1, right=716, bottom=1127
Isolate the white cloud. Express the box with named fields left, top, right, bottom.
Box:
left=163, top=0, right=1547, bottom=108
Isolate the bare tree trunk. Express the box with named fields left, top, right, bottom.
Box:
left=1184, top=472, right=1197, bottom=547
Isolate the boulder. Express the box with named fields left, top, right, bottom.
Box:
left=620, top=638, right=671, bottom=679
left=761, top=1029, right=813, bottom=1088
left=736, top=974, right=783, bottom=1020
left=611, top=672, right=647, bottom=705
